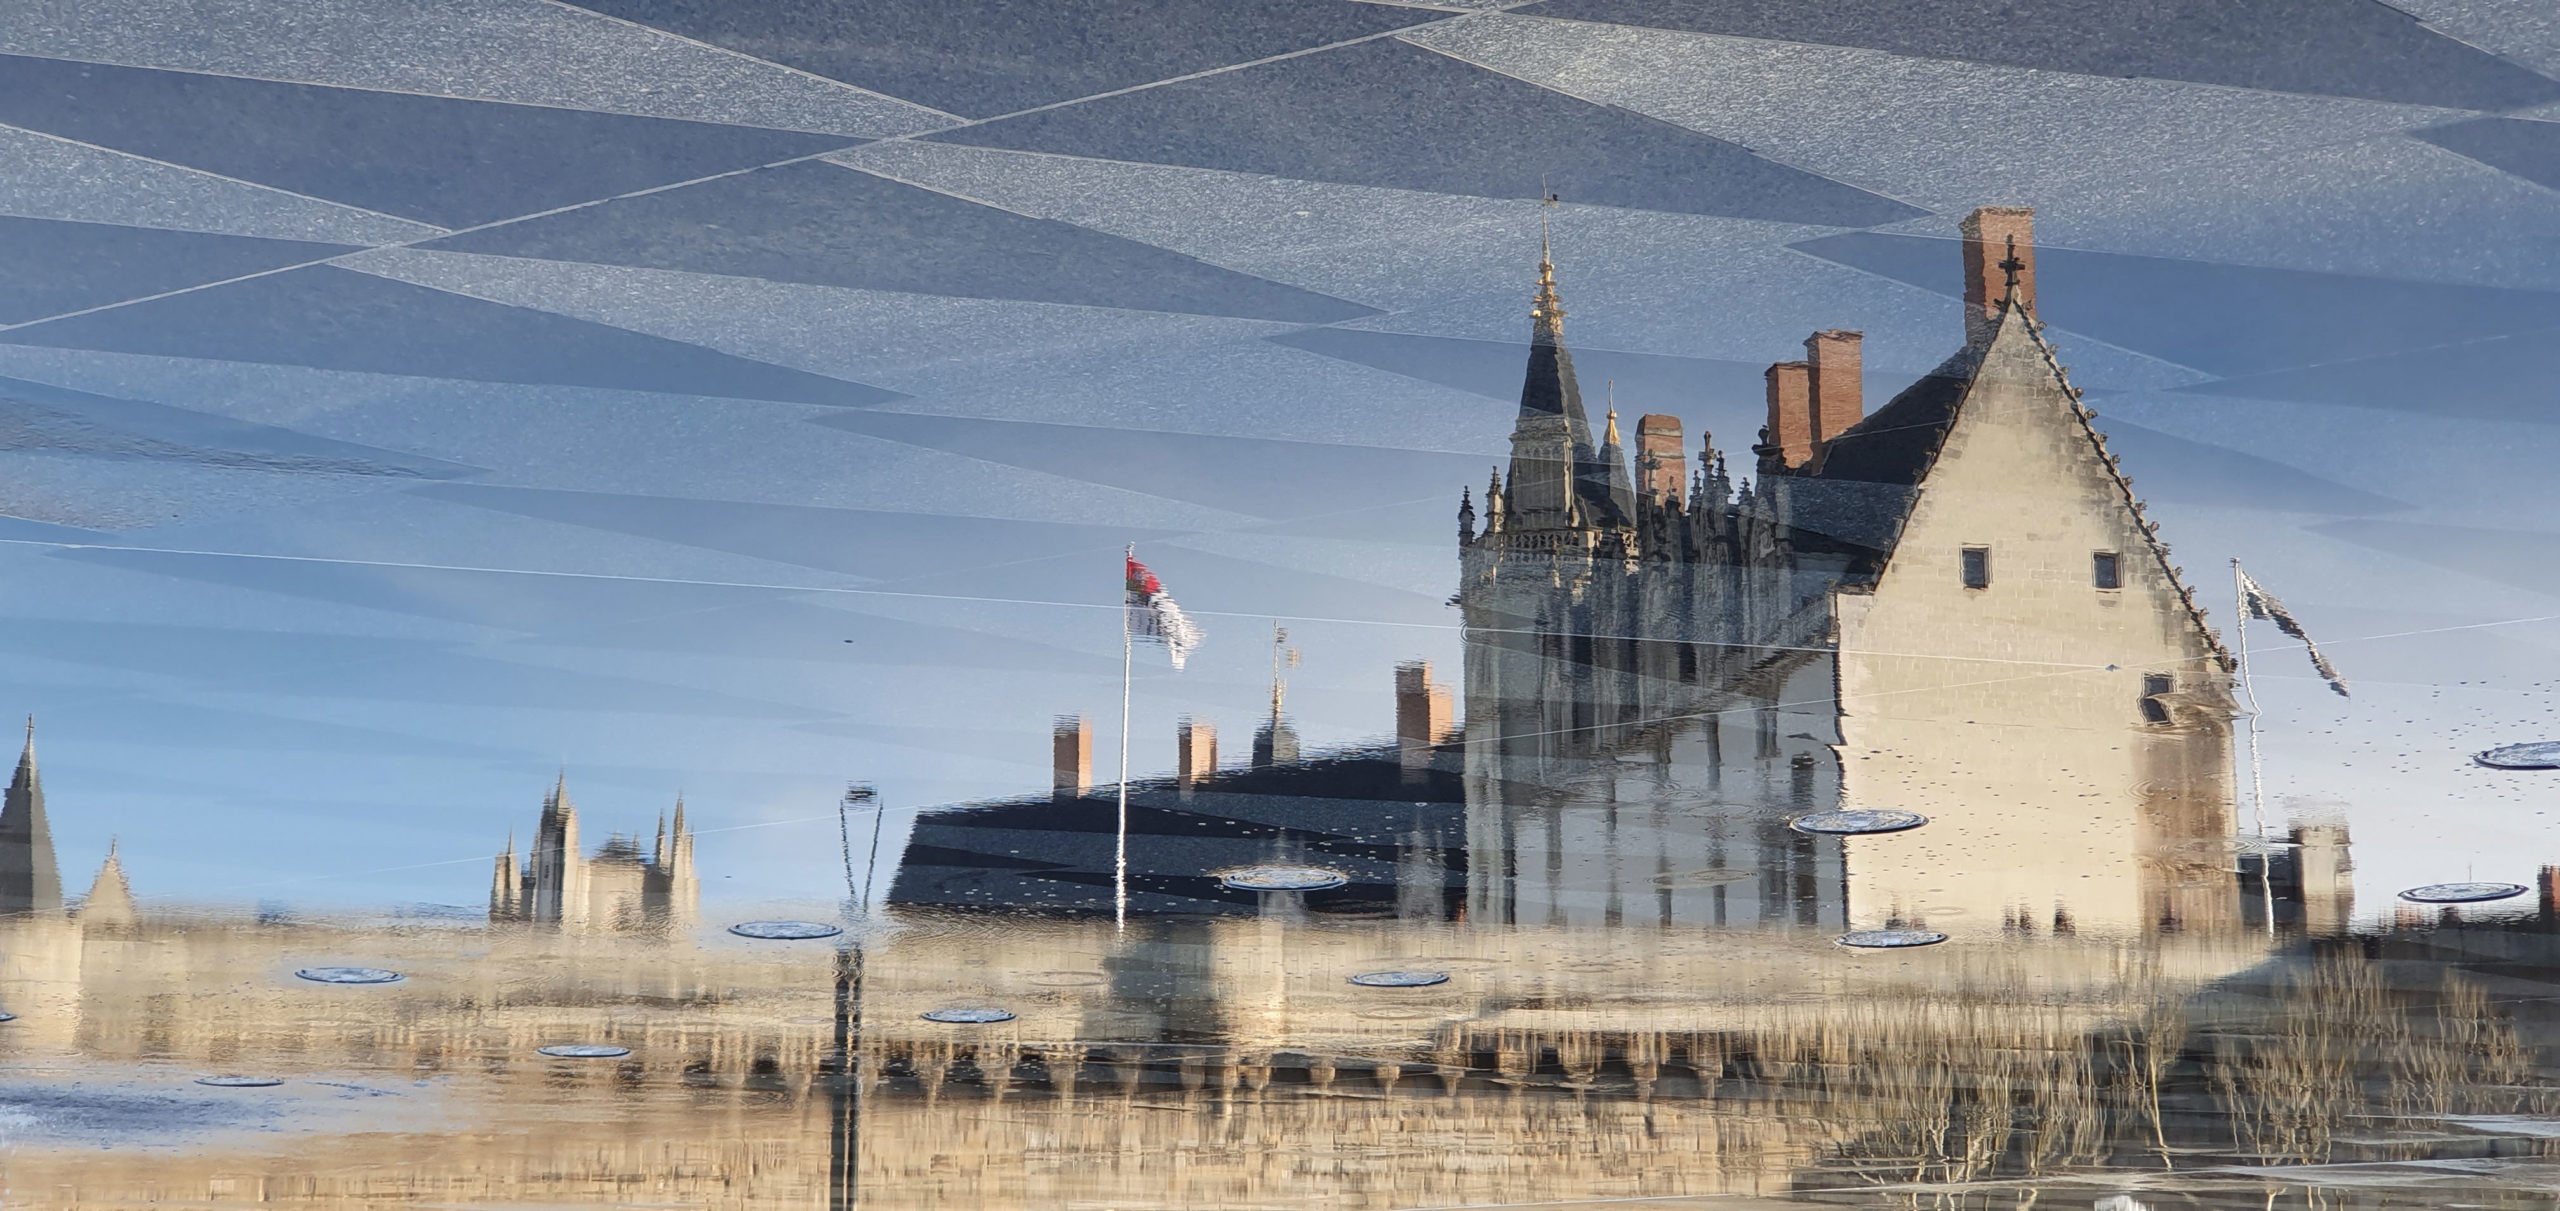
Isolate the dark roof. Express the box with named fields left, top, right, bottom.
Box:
left=1806, top=352, right=1977, bottom=487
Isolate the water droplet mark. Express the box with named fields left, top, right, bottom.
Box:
left=1219, top=866, right=1348, bottom=892
left=1837, top=929, right=1948, bottom=948
left=922, top=1007, right=1016, bottom=1024
left=1349, top=970, right=1450, bottom=988
left=2476, top=742, right=2560, bottom=770
left=729, top=921, right=842, bottom=940
left=295, top=966, right=402, bottom=984
left=1792, top=810, right=1928, bottom=836
left=2399, top=882, right=2528, bottom=904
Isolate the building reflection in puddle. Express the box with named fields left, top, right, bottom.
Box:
left=1, top=207, right=2551, bottom=1208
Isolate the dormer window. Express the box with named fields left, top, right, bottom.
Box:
left=2092, top=551, right=2121, bottom=590
left=1960, top=546, right=1990, bottom=590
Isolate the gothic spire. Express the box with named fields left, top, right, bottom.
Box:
left=1505, top=231, right=1598, bottom=531
left=0, top=717, right=59, bottom=914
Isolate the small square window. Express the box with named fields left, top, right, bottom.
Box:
left=1960, top=546, right=1990, bottom=589
left=2140, top=674, right=2173, bottom=724
left=2092, top=551, right=2121, bottom=590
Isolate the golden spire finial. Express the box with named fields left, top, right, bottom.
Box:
left=1530, top=181, right=1566, bottom=332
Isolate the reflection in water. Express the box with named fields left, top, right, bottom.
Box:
left=3, top=209, right=2554, bottom=1207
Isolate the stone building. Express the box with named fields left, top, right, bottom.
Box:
left=1457, top=206, right=2253, bottom=938
left=489, top=775, right=698, bottom=932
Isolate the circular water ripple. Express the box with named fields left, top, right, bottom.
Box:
left=2476, top=742, right=2560, bottom=770
left=195, top=1075, right=283, bottom=1088
left=1348, top=970, right=1450, bottom=988
left=922, top=1007, right=1016, bottom=1024
left=1792, top=810, right=1928, bottom=836
left=2399, top=882, right=2529, bottom=904
left=295, top=966, right=402, bottom=985
left=1219, top=866, right=1348, bottom=892
left=1836, top=929, right=1948, bottom=949
left=537, top=1044, right=631, bottom=1059
left=728, top=920, right=842, bottom=940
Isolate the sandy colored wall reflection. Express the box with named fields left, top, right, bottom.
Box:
left=1, top=904, right=2283, bottom=1208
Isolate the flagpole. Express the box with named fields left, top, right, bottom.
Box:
left=1117, top=544, right=1135, bottom=931
left=2234, top=559, right=2273, bottom=935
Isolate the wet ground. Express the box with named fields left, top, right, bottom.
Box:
left=8, top=0, right=2560, bottom=1207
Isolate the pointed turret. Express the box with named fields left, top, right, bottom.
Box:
left=79, top=839, right=134, bottom=929
left=1502, top=234, right=1599, bottom=532
left=1596, top=408, right=1636, bottom=526
left=1457, top=486, right=1476, bottom=546
left=0, top=718, right=61, bottom=915
left=490, top=830, right=521, bottom=921
left=530, top=773, right=583, bottom=927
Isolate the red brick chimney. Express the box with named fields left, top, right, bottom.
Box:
left=1760, top=360, right=1814, bottom=472
left=1960, top=205, right=2036, bottom=349
left=1635, top=414, right=1686, bottom=504
left=1053, top=715, right=1091, bottom=798
left=1804, top=330, right=1862, bottom=453
left=1175, top=717, right=1216, bottom=800
left=1395, top=661, right=1454, bottom=781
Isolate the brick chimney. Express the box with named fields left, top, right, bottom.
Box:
left=1052, top=715, right=1091, bottom=798
left=1635, top=414, right=1686, bottom=504
left=1804, top=330, right=1862, bottom=456
left=1175, top=717, right=1216, bottom=800
left=1395, top=661, right=1454, bottom=781
left=1759, top=360, right=1814, bottom=473
left=1960, top=205, right=2036, bottom=349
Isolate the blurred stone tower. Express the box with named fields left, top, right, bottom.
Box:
left=491, top=776, right=697, bottom=933
left=0, top=720, right=60, bottom=915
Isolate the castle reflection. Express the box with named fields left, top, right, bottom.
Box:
left=2, top=208, right=2546, bottom=1209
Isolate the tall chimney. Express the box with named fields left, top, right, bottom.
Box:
left=1759, top=361, right=1813, bottom=473
left=1052, top=715, right=1091, bottom=798
left=1395, top=661, right=1454, bottom=780
left=1960, top=205, right=2036, bottom=349
left=1804, top=330, right=1863, bottom=456
left=1175, top=717, right=1216, bottom=800
left=1635, top=414, right=1686, bottom=504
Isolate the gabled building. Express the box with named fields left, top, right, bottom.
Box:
left=490, top=776, right=698, bottom=933
left=1457, top=206, right=2248, bottom=937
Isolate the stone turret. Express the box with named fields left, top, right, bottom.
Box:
left=0, top=719, right=60, bottom=915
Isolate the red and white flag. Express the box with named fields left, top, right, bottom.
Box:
left=1126, top=555, right=1203, bottom=670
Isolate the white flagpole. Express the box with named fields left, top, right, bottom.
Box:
left=2234, top=559, right=2273, bottom=935
left=1117, top=544, right=1135, bottom=931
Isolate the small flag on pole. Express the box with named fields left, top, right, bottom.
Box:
left=1126, top=555, right=1204, bottom=670
left=2237, top=566, right=2348, bottom=697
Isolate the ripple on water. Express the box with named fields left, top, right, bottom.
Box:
left=922, top=1007, right=1016, bottom=1024
left=1219, top=866, right=1348, bottom=892
left=1791, top=810, right=1928, bottom=836
left=2399, top=882, right=2529, bottom=904
left=294, top=967, right=401, bottom=985
left=728, top=921, right=842, bottom=940
left=1837, top=929, right=1949, bottom=949
left=2477, top=742, right=2560, bottom=769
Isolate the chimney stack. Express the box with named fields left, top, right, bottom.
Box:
left=1052, top=715, right=1091, bottom=798
left=1395, top=661, right=1454, bottom=780
left=1804, top=330, right=1863, bottom=458
left=1759, top=360, right=1814, bottom=473
left=1635, top=414, right=1686, bottom=504
left=1960, top=205, right=2036, bottom=349
left=1175, top=717, right=1216, bottom=800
